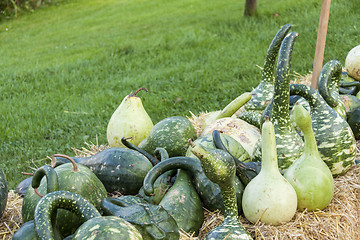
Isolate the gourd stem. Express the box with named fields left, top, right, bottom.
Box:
left=219, top=184, right=237, bottom=217
left=318, top=60, right=342, bottom=108
left=51, top=154, right=78, bottom=172
left=121, top=137, right=158, bottom=166
left=216, top=92, right=252, bottom=119
left=132, top=87, right=148, bottom=97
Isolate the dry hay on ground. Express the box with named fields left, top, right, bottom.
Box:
left=1, top=137, right=359, bottom=240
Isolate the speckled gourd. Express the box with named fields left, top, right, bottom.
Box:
left=318, top=60, right=347, bottom=119
left=0, top=168, right=8, bottom=220
left=242, top=118, right=297, bottom=225
left=284, top=104, right=334, bottom=211
left=253, top=32, right=304, bottom=170
left=143, top=156, right=245, bottom=214
left=290, top=84, right=357, bottom=176
left=101, top=195, right=180, bottom=239
left=139, top=116, right=197, bottom=157
left=22, top=155, right=107, bottom=237
left=190, top=139, right=253, bottom=240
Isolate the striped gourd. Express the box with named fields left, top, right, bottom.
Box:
left=318, top=60, right=347, bottom=119
left=290, top=84, right=356, bottom=176
left=253, top=32, right=304, bottom=170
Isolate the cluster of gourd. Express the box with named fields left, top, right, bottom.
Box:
left=10, top=24, right=359, bottom=240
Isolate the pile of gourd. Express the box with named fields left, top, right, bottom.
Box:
left=6, top=24, right=359, bottom=240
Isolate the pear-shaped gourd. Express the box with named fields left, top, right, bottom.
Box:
left=190, top=140, right=252, bottom=240
left=318, top=60, right=347, bottom=119
left=242, top=117, right=297, bottom=225
left=284, top=104, right=334, bottom=211
left=107, top=87, right=154, bottom=147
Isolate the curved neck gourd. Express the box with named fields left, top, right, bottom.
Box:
left=34, top=191, right=101, bottom=240
left=244, top=24, right=292, bottom=111
left=290, top=83, right=356, bottom=176
left=318, top=60, right=346, bottom=119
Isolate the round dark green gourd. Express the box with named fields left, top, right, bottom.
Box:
left=190, top=139, right=253, bottom=240
left=243, top=24, right=292, bottom=112
left=34, top=191, right=101, bottom=240
left=12, top=220, right=37, bottom=240
left=56, top=147, right=153, bottom=194
left=212, top=130, right=261, bottom=186
left=0, top=168, right=8, bottom=220
left=290, top=84, right=357, bottom=176
left=253, top=32, right=304, bottom=170
left=102, top=195, right=180, bottom=240
left=284, top=104, right=334, bottom=211
left=23, top=155, right=107, bottom=237
left=143, top=156, right=245, bottom=214
left=318, top=60, right=347, bottom=119
left=138, top=116, right=197, bottom=157
left=347, top=107, right=360, bottom=140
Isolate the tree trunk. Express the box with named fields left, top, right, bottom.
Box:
left=244, top=0, right=257, bottom=17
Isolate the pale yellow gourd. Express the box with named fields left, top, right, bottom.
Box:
left=284, top=104, right=334, bottom=211
left=242, top=117, right=297, bottom=225
left=107, top=88, right=153, bottom=147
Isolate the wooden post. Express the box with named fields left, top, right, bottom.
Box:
left=311, top=0, right=331, bottom=89
left=244, top=0, right=257, bottom=17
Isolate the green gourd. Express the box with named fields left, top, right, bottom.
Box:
left=107, top=87, right=154, bottom=147
left=201, top=92, right=252, bottom=130
left=284, top=104, right=334, bottom=211
left=290, top=84, right=357, bottom=176
left=242, top=117, right=297, bottom=225
left=347, top=107, right=360, bottom=140
left=318, top=60, right=347, bottom=119
left=253, top=32, right=304, bottom=170
left=12, top=220, right=37, bottom=240
left=0, top=168, right=8, bottom=220
left=143, top=156, right=245, bottom=214
left=22, top=155, right=107, bottom=237
left=55, top=147, right=154, bottom=194
left=243, top=24, right=292, bottom=113
left=189, top=139, right=253, bottom=240
left=101, top=195, right=180, bottom=239
left=139, top=116, right=197, bottom=157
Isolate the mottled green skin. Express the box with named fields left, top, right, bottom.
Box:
left=0, top=168, right=8, bottom=220
left=185, top=133, right=250, bottom=163
left=254, top=32, right=304, bottom=170
left=290, top=84, right=357, bottom=176
left=143, top=156, right=244, bottom=214
left=318, top=60, right=347, bottom=119
left=139, top=116, right=197, bottom=157
left=23, top=163, right=107, bottom=237
left=237, top=111, right=261, bottom=129
left=73, top=216, right=143, bottom=240
left=76, top=147, right=153, bottom=194
left=12, top=220, right=38, bottom=240
left=284, top=104, right=334, bottom=211
left=244, top=24, right=291, bottom=113
left=34, top=191, right=101, bottom=240
left=101, top=195, right=179, bottom=240
left=190, top=143, right=252, bottom=240
left=347, top=107, right=360, bottom=139
left=204, top=217, right=252, bottom=240
left=159, top=170, right=203, bottom=235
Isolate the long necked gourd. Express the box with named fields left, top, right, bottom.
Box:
left=318, top=60, right=347, bottom=119
left=143, top=156, right=245, bottom=214
left=190, top=140, right=253, bottom=240
left=290, top=84, right=356, bottom=176
left=242, top=117, right=297, bottom=225
left=253, top=32, right=304, bottom=169
left=284, top=104, right=334, bottom=211
left=243, top=24, right=292, bottom=113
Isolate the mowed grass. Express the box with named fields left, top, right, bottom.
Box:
left=0, top=0, right=359, bottom=189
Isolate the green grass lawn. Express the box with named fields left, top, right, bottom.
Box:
left=0, top=0, right=359, bottom=189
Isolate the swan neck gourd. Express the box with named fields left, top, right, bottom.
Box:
left=260, top=118, right=280, bottom=176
